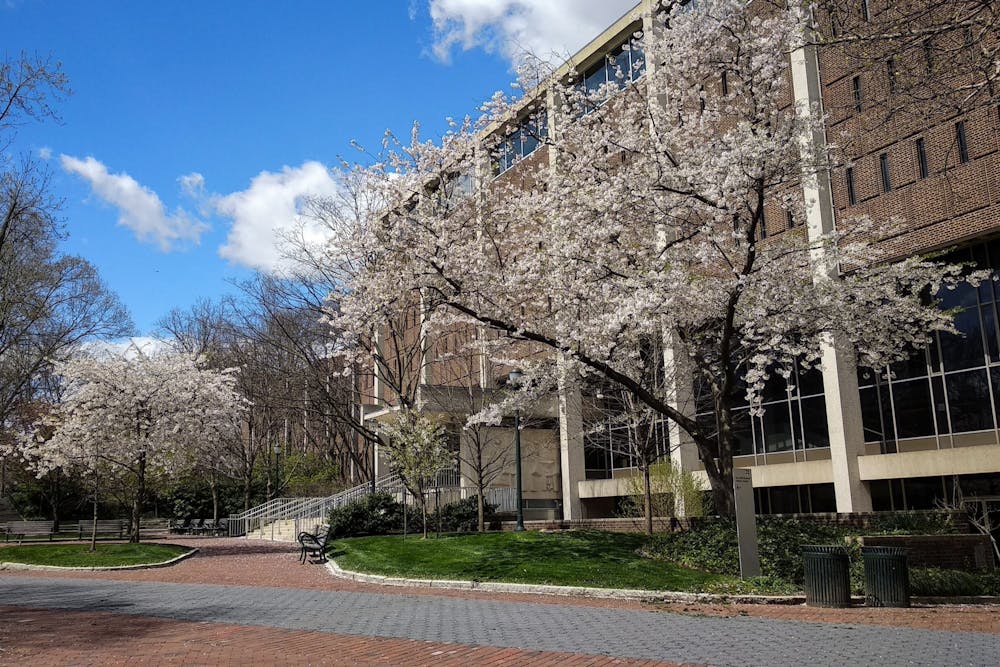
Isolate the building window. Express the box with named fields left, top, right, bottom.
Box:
left=786, top=210, right=795, bottom=229
left=852, top=75, right=863, bottom=112
left=859, top=241, right=1000, bottom=450
left=721, top=70, right=729, bottom=96
left=695, top=362, right=829, bottom=458
left=956, top=121, right=969, bottom=163
left=492, top=110, right=548, bottom=176
left=579, top=34, right=645, bottom=112
left=861, top=0, right=870, bottom=22
left=879, top=153, right=891, bottom=192
left=916, top=138, right=928, bottom=179
left=923, top=38, right=934, bottom=72
left=886, top=57, right=897, bottom=93
left=846, top=167, right=856, bottom=205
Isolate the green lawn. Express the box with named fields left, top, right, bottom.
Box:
left=332, top=530, right=726, bottom=592
left=0, top=543, right=192, bottom=568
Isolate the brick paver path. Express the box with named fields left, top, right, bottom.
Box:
left=1, top=537, right=998, bottom=666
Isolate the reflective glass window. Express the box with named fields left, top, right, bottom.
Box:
left=946, top=369, right=994, bottom=432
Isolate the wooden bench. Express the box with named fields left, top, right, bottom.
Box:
left=76, top=519, right=125, bottom=540
left=297, top=524, right=332, bottom=564
left=7, top=520, right=55, bottom=543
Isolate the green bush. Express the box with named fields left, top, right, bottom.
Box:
left=870, top=511, right=957, bottom=535
left=429, top=496, right=496, bottom=532
left=645, top=518, right=848, bottom=585
left=328, top=493, right=405, bottom=538
left=909, top=568, right=1000, bottom=597
left=698, top=575, right=799, bottom=596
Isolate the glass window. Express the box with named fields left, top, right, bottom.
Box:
left=761, top=403, right=794, bottom=452
left=931, top=375, right=950, bottom=435
left=732, top=408, right=754, bottom=456
left=891, top=379, right=936, bottom=438
left=946, top=369, right=994, bottom=432
left=800, top=396, right=830, bottom=448
left=938, top=306, right=985, bottom=372
left=628, top=38, right=645, bottom=80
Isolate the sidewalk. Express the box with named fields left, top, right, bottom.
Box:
left=1, top=536, right=998, bottom=666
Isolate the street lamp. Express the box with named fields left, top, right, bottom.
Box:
left=508, top=370, right=525, bottom=532
left=273, top=444, right=282, bottom=498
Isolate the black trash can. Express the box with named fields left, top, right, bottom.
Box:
left=802, top=545, right=851, bottom=607
left=862, top=546, right=910, bottom=608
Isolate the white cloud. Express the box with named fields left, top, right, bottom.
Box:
left=428, top=0, right=640, bottom=64
left=179, top=172, right=205, bottom=200
left=38, top=146, right=52, bottom=160
left=61, top=155, right=208, bottom=252
left=213, top=161, right=341, bottom=273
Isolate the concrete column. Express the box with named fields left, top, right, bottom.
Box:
left=663, top=332, right=700, bottom=517
left=557, top=365, right=585, bottom=520
left=790, top=38, right=872, bottom=512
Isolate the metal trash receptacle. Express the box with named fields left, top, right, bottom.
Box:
left=862, top=546, right=910, bottom=607
left=802, top=545, right=851, bottom=607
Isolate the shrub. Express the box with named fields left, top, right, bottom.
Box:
left=429, top=496, right=497, bottom=533
left=909, top=568, right=983, bottom=596
left=645, top=517, right=847, bottom=584
left=328, top=493, right=405, bottom=538
left=870, top=511, right=957, bottom=535
left=698, top=575, right=799, bottom=596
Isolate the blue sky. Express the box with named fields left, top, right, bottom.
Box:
left=2, top=0, right=637, bottom=336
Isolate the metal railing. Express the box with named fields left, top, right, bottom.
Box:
left=230, top=472, right=517, bottom=539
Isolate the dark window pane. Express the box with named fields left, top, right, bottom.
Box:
left=768, top=486, right=800, bottom=514
left=992, top=367, right=1000, bottom=430
left=891, top=379, right=936, bottom=438
left=870, top=480, right=893, bottom=511
left=732, top=408, right=754, bottom=456
left=938, top=281, right=978, bottom=310
left=860, top=384, right=894, bottom=443
left=761, top=373, right=789, bottom=403
left=796, top=363, right=824, bottom=396
left=890, top=349, right=928, bottom=381
left=983, top=305, right=1000, bottom=363
left=808, top=483, right=836, bottom=513
left=800, top=396, right=830, bottom=448
left=931, top=375, right=950, bottom=435
left=939, top=307, right=985, bottom=371
left=903, top=477, right=944, bottom=510
left=857, top=366, right=878, bottom=389
left=762, top=403, right=794, bottom=452
left=946, top=369, right=994, bottom=432
left=585, top=61, right=607, bottom=95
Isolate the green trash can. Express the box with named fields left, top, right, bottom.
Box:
left=802, top=545, right=851, bottom=607
left=862, top=546, right=910, bottom=608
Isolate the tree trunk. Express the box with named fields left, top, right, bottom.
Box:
left=210, top=471, right=220, bottom=522
left=90, top=488, right=99, bottom=552
left=643, top=464, right=653, bottom=536
left=476, top=482, right=486, bottom=532
left=130, top=449, right=147, bottom=543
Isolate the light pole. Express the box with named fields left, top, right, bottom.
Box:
left=273, top=444, right=281, bottom=498
left=509, top=370, right=525, bottom=532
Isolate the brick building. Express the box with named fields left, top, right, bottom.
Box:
left=360, top=0, right=1000, bottom=520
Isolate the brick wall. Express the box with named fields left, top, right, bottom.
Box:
left=861, top=534, right=995, bottom=571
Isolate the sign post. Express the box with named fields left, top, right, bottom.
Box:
left=734, top=467, right=761, bottom=578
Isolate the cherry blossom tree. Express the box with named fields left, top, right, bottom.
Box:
left=378, top=409, right=453, bottom=538
left=324, top=0, right=981, bottom=516
left=13, top=348, right=241, bottom=542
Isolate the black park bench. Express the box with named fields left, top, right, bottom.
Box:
left=297, top=524, right=332, bottom=564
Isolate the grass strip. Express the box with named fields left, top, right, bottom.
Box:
left=0, top=543, right=191, bottom=568
left=333, top=530, right=726, bottom=592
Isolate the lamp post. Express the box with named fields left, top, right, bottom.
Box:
left=508, top=370, right=525, bottom=532
left=273, top=444, right=281, bottom=498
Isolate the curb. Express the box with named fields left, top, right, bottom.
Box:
left=324, top=559, right=804, bottom=605
left=0, top=546, right=199, bottom=572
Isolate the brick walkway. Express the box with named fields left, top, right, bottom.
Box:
left=1, top=536, right=998, bottom=665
